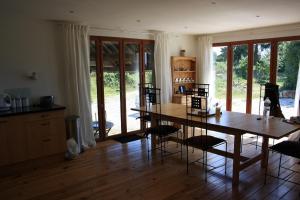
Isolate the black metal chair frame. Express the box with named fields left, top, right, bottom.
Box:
left=264, top=140, right=300, bottom=185
left=141, top=84, right=182, bottom=162
left=184, top=84, right=227, bottom=182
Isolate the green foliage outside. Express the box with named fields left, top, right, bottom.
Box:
left=90, top=70, right=153, bottom=103
left=215, top=41, right=300, bottom=101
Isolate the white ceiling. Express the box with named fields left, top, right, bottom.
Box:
left=2, top=0, right=300, bottom=34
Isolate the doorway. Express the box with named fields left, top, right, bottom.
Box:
left=90, top=37, right=154, bottom=140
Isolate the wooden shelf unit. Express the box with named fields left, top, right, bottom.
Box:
left=171, top=56, right=196, bottom=97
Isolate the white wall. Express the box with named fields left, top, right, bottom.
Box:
left=169, top=34, right=197, bottom=57
left=0, top=15, right=65, bottom=105
left=212, top=23, right=300, bottom=43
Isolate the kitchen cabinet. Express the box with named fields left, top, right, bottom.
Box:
left=0, top=107, right=66, bottom=167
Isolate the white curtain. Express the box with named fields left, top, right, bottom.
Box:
left=154, top=32, right=172, bottom=103
left=288, top=61, right=300, bottom=141
left=62, top=24, right=96, bottom=149
left=294, top=62, right=300, bottom=115
left=196, top=35, right=215, bottom=99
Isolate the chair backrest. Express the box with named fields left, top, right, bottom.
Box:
left=185, top=84, right=209, bottom=136
left=140, top=84, right=162, bottom=125
left=194, top=83, right=209, bottom=97
left=264, top=83, right=285, bottom=118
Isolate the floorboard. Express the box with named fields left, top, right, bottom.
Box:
left=0, top=132, right=299, bottom=200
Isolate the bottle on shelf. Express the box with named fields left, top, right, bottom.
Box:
left=263, top=97, right=271, bottom=119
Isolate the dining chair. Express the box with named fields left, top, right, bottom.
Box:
left=141, top=84, right=182, bottom=162
left=264, top=139, right=300, bottom=185
left=92, top=111, right=114, bottom=137
left=184, top=84, right=227, bottom=182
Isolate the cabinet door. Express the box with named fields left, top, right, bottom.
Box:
left=0, top=119, right=9, bottom=166
left=8, top=117, right=27, bottom=163
left=0, top=117, right=26, bottom=166
left=43, top=117, right=66, bottom=156
left=26, top=117, right=66, bottom=159
left=26, top=120, right=51, bottom=159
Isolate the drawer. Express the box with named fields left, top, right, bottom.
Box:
left=25, top=110, right=64, bottom=122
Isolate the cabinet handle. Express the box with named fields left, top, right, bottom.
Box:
left=40, top=122, right=50, bottom=126
left=0, top=121, right=8, bottom=124
left=42, top=139, right=51, bottom=142
left=40, top=114, right=49, bottom=118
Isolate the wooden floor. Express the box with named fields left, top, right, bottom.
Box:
left=0, top=132, right=299, bottom=200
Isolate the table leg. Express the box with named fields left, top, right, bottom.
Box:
left=261, top=136, right=269, bottom=168
left=233, top=134, right=241, bottom=186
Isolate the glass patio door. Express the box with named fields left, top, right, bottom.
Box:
left=102, top=40, right=122, bottom=136
left=124, top=42, right=141, bottom=132
left=90, top=37, right=154, bottom=140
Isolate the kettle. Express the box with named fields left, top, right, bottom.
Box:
left=0, top=93, right=11, bottom=111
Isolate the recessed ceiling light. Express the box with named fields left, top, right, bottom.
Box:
left=136, top=19, right=141, bottom=23
left=69, top=10, right=75, bottom=14
left=256, top=15, right=260, bottom=18
left=184, top=26, right=188, bottom=29
left=211, top=1, right=217, bottom=5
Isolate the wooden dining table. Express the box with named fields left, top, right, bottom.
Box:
left=132, top=103, right=300, bottom=186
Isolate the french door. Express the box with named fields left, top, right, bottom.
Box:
left=213, top=36, right=300, bottom=117
left=90, top=37, right=154, bottom=140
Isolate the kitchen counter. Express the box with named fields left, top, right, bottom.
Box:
left=0, top=105, right=66, bottom=117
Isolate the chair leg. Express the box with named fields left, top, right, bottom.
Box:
left=278, top=153, right=282, bottom=177
left=147, top=137, right=150, bottom=161
left=255, top=135, right=259, bottom=150
left=180, top=131, right=183, bottom=160
left=163, top=137, right=166, bottom=153
left=192, top=127, right=195, bottom=153
left=160, top=136, right=164, bottom=164
left=225, top=142, right=228, bottom=176
left=176, top=131, right=179, bottom=148
left=186, top=143, right=189, bottom=174
left=241, top=135, right=243, bottom=153
left=205, top=151, right=208, bottom=182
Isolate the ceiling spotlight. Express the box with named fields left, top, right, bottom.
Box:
left=184, top=26, right=188, bottom=29
left=69, top=10, right=75, bottom=14
left=256, top=15, right=260, bottom=18
left=136, top=19, right=141, bottom=23
left=211, top=1, right=216, bottom=5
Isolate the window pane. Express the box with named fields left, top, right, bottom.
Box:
left=125, top=43, right=140, bottom=132
left=89, top=40, right=99, bottom=138
left=103, top=41, right=121, bottom=136
left=144, top=43, right=154, bottom=84
left=251, top=43, right=271, bottom=114
left=277, top=40, right=300, bottom=118
left=232, top=44, right=248, bottom=113
left=213, top=46, right=227, bottom=108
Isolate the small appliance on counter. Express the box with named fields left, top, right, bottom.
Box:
left=40, top=96, right=54, bottom=107
left=0, top=93, right=11, bottom=111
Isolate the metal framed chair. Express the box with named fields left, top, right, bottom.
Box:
left=264, top=139, right=300, bottom=185
left=92, top=111, right=114, bottom=137
left=141, top=84, right=182, bottom=162
left=184, top=84, right=227, bottom=182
